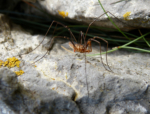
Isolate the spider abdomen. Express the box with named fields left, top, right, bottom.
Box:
left=69, top=42, right=91, bottom=53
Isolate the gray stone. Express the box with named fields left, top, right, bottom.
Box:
left=1, top=0, right=150, bottom=31
left=0, top=68, right=79, bottom=114
left=24, top=0, right=150, bottom=31
left=0, top=14, right=150, bottom=114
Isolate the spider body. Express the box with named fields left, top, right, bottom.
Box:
left=13, top=11, right=114, bottom=114
left=69, top=41, right=92, bottom=53
left=16, top=12, right=113, bottom=72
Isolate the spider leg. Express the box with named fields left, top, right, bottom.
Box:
left=32, top=36, right=72, bottom=64
left=87, top=39, right=107, bottom=71
left=14, top=20, right=77, bottom=57
left=87, top=37, right=113, bottom=72
left=91, top=37, right=113, bottom=72
left=53, top=21, right=77, bottom=43
left=80, top=31, right=85, bottom=45
left=84, top=11, right=110, bottom=40
left=84, top=11, right=135, bottom=41
left=82, top=31, right=89, bottom=99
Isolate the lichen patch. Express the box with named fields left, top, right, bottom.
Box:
left=4, top=57, right=21, bottom=68
left=123, top=12, right=131, bottom=20
left=0, top=57, right=24, bottom=76
left=58, top=10, right=68, bottom=18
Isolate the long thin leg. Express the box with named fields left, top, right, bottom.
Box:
left=82, top=31, right=89, bottom=101
left=14, top=21, right=55, bottom=57
left=91, top=37, right=113, bottom=72
left=79, top=32, right=89, bottom=101
left=80, top=31, right=85, bottom=45
left=84, top=11, right=110, bottom=40
left=87, top=37, right=113, bottom=72
left=52, top=21, right=77, bottom=43
left=53, top=22, right=58, bottom=35
left=84, top=11, right=135, bottom=41
left=14, top=20, right=77, bottom=57
left=32, top=36, right=73, bottom=64
left=87, top=39, right=107, bottom=71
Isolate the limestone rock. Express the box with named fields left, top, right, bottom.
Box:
left=1, top=0, right=150, bottom=31
left=26, top=0, right=150, bottom=31
left=0, top=14, right=150, bottom=114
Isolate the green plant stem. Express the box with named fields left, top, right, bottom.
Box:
left=122, top=32, right=150, bottom=47
left=143, top=37, right=150, bottom=47
left=119, top=46, right=150, bottom=53
left=87, top=32, right=150, bottom=56
left=98, top=0, right=142, bottom=47
left=87, top=46, right=150, bottom=56
left=98, top=0, right=130, bottom=40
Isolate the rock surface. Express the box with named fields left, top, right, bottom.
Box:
left=24, top=0, right=150, bottom=31
left=1, top=0, right=150, bottom=31
left=0, top=14, right=150, bottom=114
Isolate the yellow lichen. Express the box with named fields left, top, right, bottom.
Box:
left=4, top=57, right=21, bottom=68
left=14, top=70, right=24, bottom=76
left=1, top=57, right=24, bottom=76
left=123, top=12, right=131, bottom=20
left=0, top=60, right=4, bottom=68
left=58, top=10, right=68, bottom=18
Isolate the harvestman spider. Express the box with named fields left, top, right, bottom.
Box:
left=14, top=11, right=115, bottom=114
left=17, top=11, right=114, bottom=73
